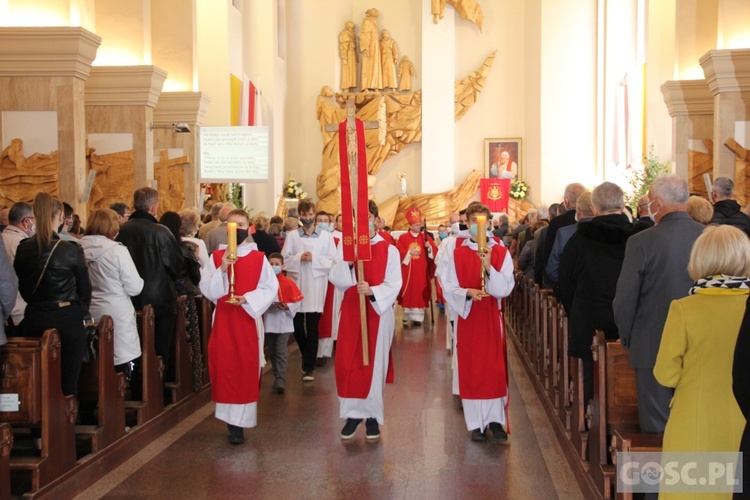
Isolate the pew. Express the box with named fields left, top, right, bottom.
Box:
left=0, top=330, right=77, bottom=493
left=546, top=295, right=559, bottom=407
left=570, top=357, right=587, bottom=461
left=1, top=423, right=12, bottom=500
left=556, top=306, right=572, bottom=431
left=75, top=315, right=126, bottom=453
left=196, top=296, right=214, bottom=387
left=590, top=330, right=642, bottom=499
left=126, top=305, right=164, bottom=425
left=535, top=287, right=551, bottom=390
left=165, top=296, right=193, bottom=404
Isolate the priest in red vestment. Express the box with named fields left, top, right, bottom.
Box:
left=200, top=211, right=279, bottom=445
left=331, top=200, right=402, bottom=441
left=396, top=207, right=437, bottom=326
left=439, top=203, right=515, bottom=443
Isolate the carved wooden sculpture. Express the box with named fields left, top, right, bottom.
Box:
left=380, top=30, right=399, bottom=91
left=432, top=0, right=484, bottom=31
left=398, top=56, right=415, bottom=92
left=688, top=139, right=713, bottom=200
left=339, top=22, right=358, bottom=92
left=0, top=139, right=59, bottom=207
left=359, top=8, right=383, bottom=91
left=154, top=150, right=188, bottom=215
left=86, top=148, right=135, bottom=213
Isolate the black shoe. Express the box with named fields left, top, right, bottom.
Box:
left=316, top=357, right=327, bottom=367
left=471, top=428, right=487, bottom=442
left=272, top=382, right=285, bottom=394
left=227, top=424, right=245, bottom=445
left=340, top=418, right=362, bottom=439
left=365, top=418, right=380, bottom=440
left=488, top=422, right=508, bottom=443
left=302, top=371, right=314, bottom=381
left=413, top=321, right=422, bottom=326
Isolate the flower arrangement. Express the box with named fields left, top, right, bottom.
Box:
left=284, top=177, right=307, bottom=199
left=510, top=180, right=530, bottom=200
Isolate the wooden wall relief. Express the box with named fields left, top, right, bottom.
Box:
left=86, top=147, right=136, bottom=214
left=688, top=139, right=713, bottom=200
left=0, top=139, right=59, bottom=207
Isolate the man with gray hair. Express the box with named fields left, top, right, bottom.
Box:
left=558, top=182, right=632, bottom=405
left=710, top=176, right=750, bottom=236
left=205, top=203, right=239, bottom=254
left=3, top=201, right=35, bottom=328
left=542, top=183, right=586, bottom=272
left=614, top=174, right=704, bottom=434
left=198, top=202, right=225, bottom=240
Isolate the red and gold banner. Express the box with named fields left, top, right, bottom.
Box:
left=480, top=178, right=510, bottom=213
left=338, top=118, right=372, bottom=262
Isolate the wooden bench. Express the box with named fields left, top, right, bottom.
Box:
left=535, top=288, right=552, bottom=390
left=556, top=306, right=572, bottom=432
left=75, top=315, right=126, bottom=453
left=0, top=329, right=77, bottom=493
left=1, top=423, right=12, bottom=500
left=546, top=295, right=560, bottom=408
left=570, top=356, right=587, bottom=460
left=196, top=296, right=213, bottom=387
left=127, top=305, right=164, bottom=425
left=165, top=296, right=193, bottom=404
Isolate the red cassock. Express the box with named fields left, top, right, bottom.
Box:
left=209, top=249, right=264, bottom=404
left=454, top=243, right=508, bottom=399
left=335, top=240, right=394, bottom=398
left=378, top=230, right=396, bottom=246
left=396, top=232, right=437, bottom=308
left=318, top=236, right=340, bottom=340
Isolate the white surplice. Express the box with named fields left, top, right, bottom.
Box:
left=329, top=234, right=402, bottom=424
left=281, top=228, right=337, bottom=313
left=200, top=242, right=278, bottom=428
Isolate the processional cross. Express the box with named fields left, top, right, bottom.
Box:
left=323, top=96, right=379, bottom=366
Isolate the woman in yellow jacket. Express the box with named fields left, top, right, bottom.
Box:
left=655, top=225, right=749, bottom=499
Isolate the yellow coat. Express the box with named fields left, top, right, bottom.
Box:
left=654, top=288, right=747, bottom=499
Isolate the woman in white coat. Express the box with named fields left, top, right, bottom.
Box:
left=80, top=209, right=144, bottom=373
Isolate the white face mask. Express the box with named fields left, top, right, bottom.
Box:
left=450, top=222, right=460, bottom=235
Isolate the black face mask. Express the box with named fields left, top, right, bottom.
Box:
left=300, top=217, right=315, bottom=227
left=236, top=229, right=249, bottom=243
left=459, top=223, right=468, bottom=231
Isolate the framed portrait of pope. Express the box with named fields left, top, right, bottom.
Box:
left=485, top=138, right=522, bottom=180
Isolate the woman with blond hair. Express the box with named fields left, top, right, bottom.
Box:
left=655, top=224, right=749, bottom=498
left=79, top=209, right=144, bottom=373
left=687, top=195, right=714, bottom=225
left=179, top=208, right=209, bottom=268
left=13, top=193, right=92, bottom=398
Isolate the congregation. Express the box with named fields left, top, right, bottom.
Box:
left=3, top=173, right=750, bottom=497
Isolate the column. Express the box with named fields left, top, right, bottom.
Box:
left=699, top=49, right=750, bottom=178
left=660, top=80, right=714, bottom=179
left=0, top=27, right=101, bottom=216
left=421, top=0, right=455, bottom=193
left=153, top=91, right=212, bottom=208
left=85, top=66, right=168, bottom=188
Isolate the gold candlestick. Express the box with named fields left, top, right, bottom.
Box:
left=476, top=215, right=489, bottom=299
left=225, top=222, right=241, bottom=305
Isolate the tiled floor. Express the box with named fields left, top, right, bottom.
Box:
left=77, top=314, right=583, bottom=499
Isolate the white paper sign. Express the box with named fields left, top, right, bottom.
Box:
left=0, top=393, right=20, bottom=412
left=199, top=126, right=269, bottom=183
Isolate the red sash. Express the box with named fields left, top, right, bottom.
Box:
left=208, top=249, right=264, bottom=404
left=335, top=240, right=393, bottom=398
left=454, top=244, right=508, bottom=399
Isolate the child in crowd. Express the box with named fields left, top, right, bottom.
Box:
left=263, top=253, right=303, bottom=394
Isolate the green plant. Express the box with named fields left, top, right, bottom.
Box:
left=626, top=146, right=669, bottom=212
left=510, top=180, right=529, bottom=200
left=229, top=183, right=252, bottom=215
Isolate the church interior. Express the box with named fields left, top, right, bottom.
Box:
left=1, top=0, right=750, bottom=498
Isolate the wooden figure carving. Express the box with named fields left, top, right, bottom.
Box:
left=432, top=0, right=484, bottom=31
left=398, top=56, right=415, bottom=92
left=339, top=22, right=358, bottom=92
left=154, top=151, right=188, bottom=215
left=380, top=30, right=399, bottom=91
left=359, top=8, right=383, bottom=91
left=688, top=139, right=713, bottom=200
left=86, top=148, right=136, bottom=214
left=0, top=139, right=59, bottom=207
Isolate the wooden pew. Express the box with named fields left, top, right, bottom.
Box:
left=75, top=315, right=126, bottom=453
left=535, top=287, right=551, bottom=389
left=126, top=305, right=164, bottom=425
left=165, top=296, right=193, bottom=404
left=546, top=295, right=559, bottom=407
left=590, top=330, right=643, bottom=499
left=557, top=306, right=572, bottom=431
left=196, top=296, right=213, bottom=387
left=0, top=329, right=77, bottom=493
left=570, top=357, right=587, bottom=460
left=1, top=423, right=12, bottom=500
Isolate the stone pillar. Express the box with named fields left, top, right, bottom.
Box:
left=153, top=92, right=212, bottom=208
left=421, top=0, right=455, bottom=193
left=85, top=66, right=168, bottom=189
left=699, top=49, right=750, bottom=178
left=0, top=27, right=101, bottom=215
left=660, top=80, right=714, bottom=179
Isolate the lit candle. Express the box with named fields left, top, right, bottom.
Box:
left=227, top=222, right=237, bottom=257
left=476, top=215, right=487, bottom=252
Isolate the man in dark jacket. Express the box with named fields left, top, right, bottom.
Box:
left=710, top=176, right=750, bottom=236
left=541, top=183, right=586, bottom=273
left=558, top=182, right=632, bottom=405
left=117, top=187, right=183, bottom=373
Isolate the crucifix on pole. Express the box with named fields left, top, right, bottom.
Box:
left=324, top=96, right=379, bottom=366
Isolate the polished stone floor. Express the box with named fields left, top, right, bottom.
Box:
left=77, top=313, right=583, bottom=499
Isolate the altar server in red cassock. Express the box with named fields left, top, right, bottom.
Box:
left=440, top=203, right=515, bottom=443
left=331, top=200, right=402, bottom=440
left=200, top=213, right=278, bottom=445
left=396, top=207, right=437, bottom=326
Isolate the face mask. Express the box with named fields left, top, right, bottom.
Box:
left=317, top=223, right=329, bottom=232
left=439, top=232, right=448, bottom=240
left=450, top=222, right=460, bottom=235
left=647, top=202, right=659, bottom=224
left=26, top=220, right=36, bottom=237
left=236, top=228, right=249, bottom=242
left=271, top=265, right=282, bottom=275
left=300, top=217, right=315, bottom=227
left=469, top=223, right=478, bottom=236
left=459, top=223, right=468, bottom=231
left=369, top=220, right=375, bottom=232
